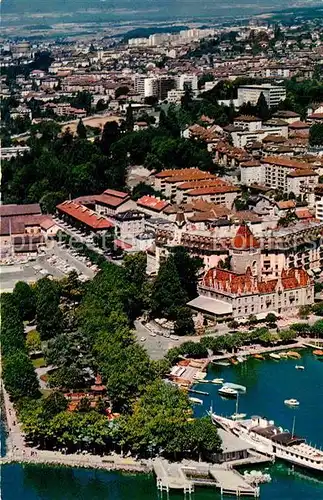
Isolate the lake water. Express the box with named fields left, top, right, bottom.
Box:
left=2, top=350, right=323, bottom=499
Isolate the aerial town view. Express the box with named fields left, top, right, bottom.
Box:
left=1, top=1, right=323, bottom=499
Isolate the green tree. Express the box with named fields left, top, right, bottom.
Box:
left=42, top=391, right=68, bottom=420
left=0, top=293, right=26, bottom=356
left=309, top=123, right=323, bottom=146
left=115, top=86, right=130, bottom=99
left=101, top=120, right=120, bottom=156
left=186, top=417, right=222, bottom=461
left=13, top=281, right=36, bottom=321
left=35, top=278, right=63, bottom=340
left=310, top=320, right=323, bottom=338
left=76, top=118, right=87, bottom=139
left=174, top=307, right=195, bottom=336
left=171, top=246, right=203, bottom=300
left=150, top=256, right=188, bottom=319
left=256, top=92, right=270, bottom=120
left=3, top=352, right=40, bottom=401
left=125, top=103, right=134, bottom=132
left=26, top=330, right=41, bottom=353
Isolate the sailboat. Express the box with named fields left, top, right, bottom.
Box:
left=231, top=392, right=247, bottom=420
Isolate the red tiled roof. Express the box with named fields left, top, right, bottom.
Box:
left=240, top=160, right=261, bottom=167
left=115, top=239, right=132, bottom=250
left=295, top=209, right=313, bottom=219
left=137, top=195, right=169, bottom=212
left=103, top=189, right=129, bottom=199
left=202, top=267, right=310, bottom=295
left=276, top=200, right=296, bottom=209
left=287, top=169, right=317, bottom=177
left=155, top=168, right=201, bottom=179
left=56, top=201, right=114, bottom=230
left=95, top=194, right=130, bottom=208
left=0, top=203, right=41, bottom=217
left=308, top=113, right=323, bottom=120
left=234, top=115, right=260, bottom=122
left=262, top=156, right=312, bottom=170
left=231, top=224, right=260, bottom=250
left=288, top=121, right=310, bottom=129
left=186, top=186, right=239, bottom=196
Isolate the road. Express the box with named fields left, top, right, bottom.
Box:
left=134, top=320, right=179, bottom=360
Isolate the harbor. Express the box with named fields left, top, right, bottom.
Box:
left=2, top=348, right=323, bottom=499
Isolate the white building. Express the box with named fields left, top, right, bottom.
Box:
left=177, top=74, right=198, bottom=91
left=237, top=84, right=286, bottom=108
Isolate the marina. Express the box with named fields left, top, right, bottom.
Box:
left=1, top=349, right=323, bottom=499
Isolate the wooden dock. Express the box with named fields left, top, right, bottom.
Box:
left=153, top=459, right=259, bottom=497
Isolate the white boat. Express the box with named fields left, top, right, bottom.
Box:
left=210, top=413, right=323, bottom=474
left=269, top=353, right=281, bottom=360
left=223, top=382, right=247, bottom=394
left=284, top=399, right=300, bottom=407
left=295, top=365, right=305, bottom=370
left=218, top=387, right=238, bottom=398
left=214, top=361, right=231, bottom=367
left=237, top=356, right=247, bottom=363
left=212, top=378, right=224, bottom=384
left=189, top=397, right=203, bottom=405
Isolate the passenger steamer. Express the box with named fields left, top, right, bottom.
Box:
left=211, top=413, right=323, bottom=474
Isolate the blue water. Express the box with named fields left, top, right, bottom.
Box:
left=1, top=350, right=323, bottom=499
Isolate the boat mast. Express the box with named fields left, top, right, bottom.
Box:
left=235, top=392, right=239, bottom=415
left=291, top=415, right=296, bottom=437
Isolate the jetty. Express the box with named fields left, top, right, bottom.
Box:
left=153, top=458, right=260, bottom=497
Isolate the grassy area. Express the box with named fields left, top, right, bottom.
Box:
left=32, top=357, right=46, bottom=368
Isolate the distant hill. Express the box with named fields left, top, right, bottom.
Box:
left=2, top=0, right=319, bottom=23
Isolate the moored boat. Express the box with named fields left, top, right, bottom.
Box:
left=295, top=365, right=304, bottom=370
left=269, top=353, right=281, bottom=360
left=279, top=352, right=288, bottom=358
left=212, top=378, right=224, bottom=384
left=287, top=351, right=301, bottom=359
left=210, top=413, right=323, bottom=473
left=223, top=382, right=247, bottom=393
left=284, top=398, right=300, bottom=407
left=189, top=397, right=203, bottom=405
left=218, top=386, right=238, bottom=398
left=230, top=358, right=239, bottom=365
left=253, top=354, right=265, bottom=360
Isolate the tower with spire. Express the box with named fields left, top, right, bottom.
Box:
left=230, top=223, right=261, bottom=277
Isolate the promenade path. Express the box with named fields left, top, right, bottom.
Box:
left=1, top=382, right=150, bottom=473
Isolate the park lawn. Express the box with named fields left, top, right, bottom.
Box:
left=32, top=357, right=46, bottom=368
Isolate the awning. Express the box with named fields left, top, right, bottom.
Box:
left=187, top=296, right=233, bottom=316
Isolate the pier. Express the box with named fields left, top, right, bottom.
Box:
left=153, top=458, right=260, bottom=497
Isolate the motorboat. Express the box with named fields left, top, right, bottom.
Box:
left=284, top=399, right=300, bottom=407
left=212, top=378, right=225, bottom=384
left=253, top=354, right=265, bottom=360
left=287, top=351, right=301, bottom=359
left=213, top=361, right=231, bottom=367
left=269, top=353, right=281, bottom=360
left=295, top=365, right=304, bottom=370
left=218, top=386, right=238, bottom=398
left=230, top=358, right=239, bottom=365
left=236, top=356, right=247, bottom=363
left=313, top=349, right=323, bottom=356
left=223, top=382, right=247, bottom=394
left=189, top=397, right=203, bottom=405
left=279, top=352, right=288, bottom=359
left=210, top=413, right=323, bottom=473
